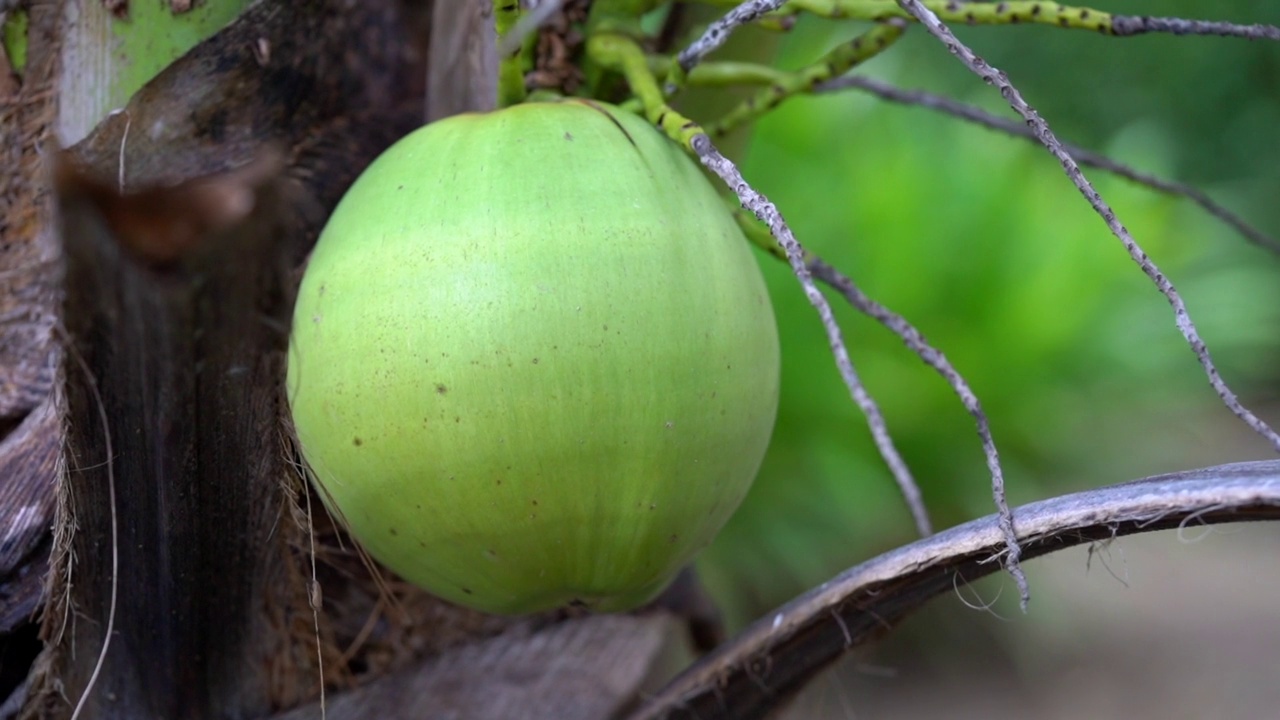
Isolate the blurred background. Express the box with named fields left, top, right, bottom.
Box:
left=681, top=1, right=1280, bottom=716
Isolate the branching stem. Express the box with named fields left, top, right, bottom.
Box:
left=816, top=75, right=1280, bottom=256
left=893, top=0, right=1280, bottom=608
left=895, top=0, right=1280, bottom=455
left=732, top=209, right=1001, bottom=552
left=671, top=0, right=788, bottom=93
left=699, top=137, right=931, bottom=537
left=646, top=57, right=794, bottom=87
left=708, top=20, right=906, bottom=137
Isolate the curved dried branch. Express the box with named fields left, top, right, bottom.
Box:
left=629, top=459, right=1280, bottom=720
left=816, top=75, right=1280, bottom=256
left=893, top=0, right=1280, bottom=455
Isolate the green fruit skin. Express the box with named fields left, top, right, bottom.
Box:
left=287, top=99, right=780, bottom=615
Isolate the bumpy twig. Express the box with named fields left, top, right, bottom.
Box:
left=1109, top=14, right=1280, bottom=40
left=629, top=459, right=1280, bottom=720
left=893, top=0, right=1280, bottom=455
left=694, top=0, right=1280, bottom=40
left=695, top=136, right=932, bottom=537
left=816, top=75, right=1280, bottom=256
left=673, top=0, right=786, bottom=85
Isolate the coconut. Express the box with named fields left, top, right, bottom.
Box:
left=287, top=99, right=779, bottom=615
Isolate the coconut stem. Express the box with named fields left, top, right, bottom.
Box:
left=706, top=19, right=905, bottom=137
left=496, top=1, right=527, bottom=107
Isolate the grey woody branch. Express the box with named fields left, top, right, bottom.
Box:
left=892, top=0, right=1280, bottom=456
left=1110, top=14, right=1280, bottom=40
left=816, top=75, right=1280, bottom=257
left=676, top=0, right=786, bottom=75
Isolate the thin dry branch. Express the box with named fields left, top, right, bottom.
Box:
left=807, top=258, right=1005, bottom=546
left=679, top=0, right=1036, bottom=607
left=891, top=0, right=1280, bottom=451
left=675, top=0, right=785, bottom=76
left=816, top=75, right=1280, bottom=256
left=629, top=459, right=1280, bottom=720
left=1110, top=15, right=1280, bottom=40
left=693, top=135, right=932, bottom=537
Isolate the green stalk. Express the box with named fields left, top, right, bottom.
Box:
left=790, top=0, right=1112, bottom=31
left=496, top=1, right=526, bottom=107
left=708, top=21, right=905, bottom=137
left=587, top=33, right=707, bottom=149
left=645, top=58, right=793, bottom=87
left=582, top=0, right=668, bottom=98
left=693, top=0, right=1114, bottom=33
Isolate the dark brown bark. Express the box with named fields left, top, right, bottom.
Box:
left=49, top=155, right=296, bottom=720
left=20, top=2, right=426, bottom=717
left=271, top=613, right=681, bottom=720
left=0, top=0, right=63, bottom=649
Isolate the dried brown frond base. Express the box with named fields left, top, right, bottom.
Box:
left=527, top=0, right=591, bottom=95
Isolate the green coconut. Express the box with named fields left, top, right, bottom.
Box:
left=287, top=99, right=780, bottom=615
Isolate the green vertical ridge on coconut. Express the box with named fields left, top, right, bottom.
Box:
left=287, top=99, right=780, bottom=615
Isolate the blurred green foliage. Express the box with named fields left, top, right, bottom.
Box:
left=2, top=10, right=27, bottom=73
left=694, top=1, right=1280, bottom=628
